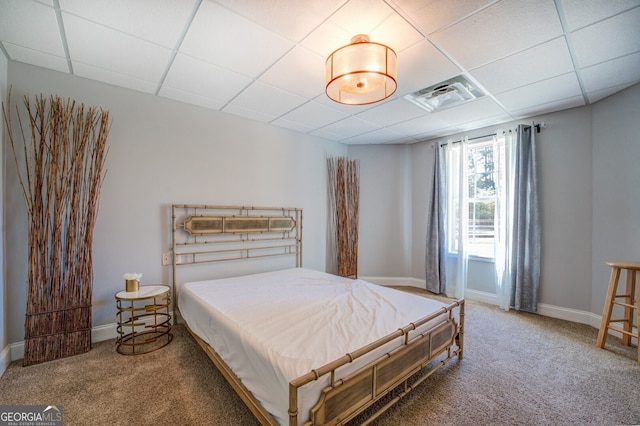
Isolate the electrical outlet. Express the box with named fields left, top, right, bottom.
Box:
left=161, top=252, right=171, bottom=266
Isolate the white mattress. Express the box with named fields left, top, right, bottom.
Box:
left=178, top=268, right=449, bottom=425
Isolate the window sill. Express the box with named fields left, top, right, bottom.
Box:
left=469, top=255, right=495, bottom=263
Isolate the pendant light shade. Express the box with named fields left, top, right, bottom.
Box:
left=325, top=35, right=397, bottom=105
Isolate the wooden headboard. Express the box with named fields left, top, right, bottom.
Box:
left=171, top=204, right=302, bottom=303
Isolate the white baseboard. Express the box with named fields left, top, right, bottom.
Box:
left=2, top=323, right=119, bottom=371
left=6, top=323, right=117, bottom=366
left=537, top=302, right=600, bottom=326
left=362, top=276, right=425, bottom=288
left=362, top=276, right=605, bottom=330
left=1, top=312, right=179, bottom=374
left=464, top=288, right=499, bottom=305
left=92, top=322, right=118, bottom=343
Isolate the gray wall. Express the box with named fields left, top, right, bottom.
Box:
left=591, top=84, right=640, bottom=314
left=348, top=144, right=412, bottom=277
left=536, top=106, right=593, bottom=311
left=4, top=62, right=346, bottom=344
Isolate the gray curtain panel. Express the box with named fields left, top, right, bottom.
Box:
left=510, top=124, right=541, bottom=312
left=425, top=144, right=447, bottom=294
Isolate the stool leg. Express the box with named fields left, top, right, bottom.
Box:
left=636, top=271, right=640, bottom=365
left=597, top=267, right=621, bottom=348
left=622, top=269, right=635, bottom=346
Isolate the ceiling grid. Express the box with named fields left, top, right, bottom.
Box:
left=0, top=0, right=638, bottom=144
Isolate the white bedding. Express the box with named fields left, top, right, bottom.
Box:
left=178, top=268, right=449, bottom=425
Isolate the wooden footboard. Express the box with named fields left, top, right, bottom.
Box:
left=289, top=299, right=464, bottom=426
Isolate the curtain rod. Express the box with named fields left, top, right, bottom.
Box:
left=440, top=122, right=546, bottom=147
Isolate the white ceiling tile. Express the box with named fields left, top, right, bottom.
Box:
left=470, top=37, right=574, bottom=94
left=560, top=0, right=640, bottom=30
left=212, top=0, right=344, bottom=42
left=313, top=92, right=381, bottom=115
left=158, top=86, right=225, bottom=110
left=180, top=1, right=293, bottom=78
left=163, top=53, right=252, bottom=105
left=432, top=0, right=563, bottom=69
left=370, top=11, right=424, bottom=53
left=59, top=0, right=198, bottom=48
left=571, top=7, right=640, bottom=68
left=317, top=116, right=380, bottom=139
left=270, top=117, right=316, bottom=133
left=395, top=40, right=461, bottom=96
left=388, top=111, right=450, bottom=134
left=259, top=46, right=325, bottom=99
left=3, top=42, right=69, bottom=72
left=309, top=127, right=347, bottom=141
left=299, top=19, right=352, bottom=58
left=329, top=0, right=397, bottom=35
left=225, top=81, right=307, bottom=118
left=455, top=112, right=514, bottom=132
left=510, top=95, right=584, bottom=117
left=342, top=127, right=408, bottom=144
left=221, top=103, right=278, bottom=123
left=383, top=0, right=430, bottom=15
left=394, top=0, right=495, bottom=34
left=73, top=62, right=158, bottom=94
left=580, top=52, right=640, bottom=93
left=301, top=0, right=401, bottom=58
left=0, top=0, right=65, bottom=56
left=276, top=101, right=348, bottom=129
left=356, top=98, right=427, bottom=127
left=414, top=125, right=460, bottom=141
left=63, top=13, right=172, bottom=82
left=495, top=73, right=583, bottom=112
left=383, top=136, right=418, bottom=145
left=431, top=97, right=507, bottom=126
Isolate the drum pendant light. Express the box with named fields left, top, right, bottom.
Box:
left=325, top=34, right=397, bottom=105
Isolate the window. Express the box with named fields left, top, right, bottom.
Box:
left=434, top=125, right=540, bottom=305
left=447, top=137, right=497, bottom=259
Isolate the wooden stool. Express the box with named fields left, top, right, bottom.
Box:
left=596, top=261, right=640, bottom=364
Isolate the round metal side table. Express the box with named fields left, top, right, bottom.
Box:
left=115, top=285, right=173, bottom=355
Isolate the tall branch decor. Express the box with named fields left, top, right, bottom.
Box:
left=3, top=92, right=110, bottom=366
left=327, top=156, right=360, bottom=278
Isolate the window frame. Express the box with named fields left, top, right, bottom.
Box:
left=447, top=136, right=498, bottom=261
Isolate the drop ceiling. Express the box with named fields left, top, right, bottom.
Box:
left=1, top=0, right=639, bottom=145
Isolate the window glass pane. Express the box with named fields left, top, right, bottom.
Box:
left=446, top=137, right=499, bottom=259
left=466, top=142, right=497, bottom=258
left=468, top=200, right=495, bottom=257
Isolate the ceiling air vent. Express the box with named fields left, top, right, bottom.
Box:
left=404, top=75, right=485, bottom=112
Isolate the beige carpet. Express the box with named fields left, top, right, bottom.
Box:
left=1, top=294, right=639, bottom=426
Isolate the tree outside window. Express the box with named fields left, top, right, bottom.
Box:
left=448, top=138, right=497, bottom=259
left=467, top=142, right=496, bottom=258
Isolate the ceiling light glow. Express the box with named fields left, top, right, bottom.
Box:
left=325, top=34, right=397, bottom=105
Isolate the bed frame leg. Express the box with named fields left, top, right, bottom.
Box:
left=457, top=299, right=465, bottom=361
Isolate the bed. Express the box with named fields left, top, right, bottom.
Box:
left=171, top=204, right=464, bottom=425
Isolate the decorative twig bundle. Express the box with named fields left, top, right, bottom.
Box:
left=327, top=156, right=359, bottom=278
left=3, top=92, right=110, bottom=366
